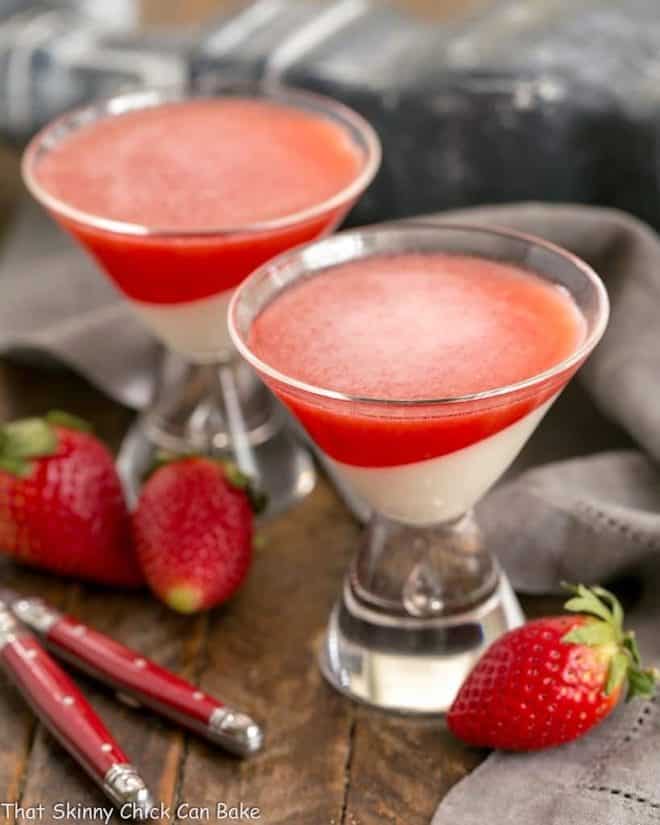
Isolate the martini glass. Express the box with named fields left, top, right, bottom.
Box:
left=21, top=84, right=381, bottom=516
left=229, top=223, right=609, bottom=713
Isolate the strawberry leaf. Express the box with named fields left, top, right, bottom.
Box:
left=0, top=455, right=31, bottom=477
left=591, top=586, right=624, bottom=633
left=564, top=596, right=613, bottom=623
left=222, top=461, right=250, bottom=490
left=2, top=419, right=57, bottom=460
left=626, top=667, right=658, bottom=701
left=562, top=620, right=616, bottom=647
left=220, top=461, right=268, bottom=514
left=563, top=583, right=657, bottom=704
left=623, top=631, right=642, bottom=667
left=605, top=651, right=629, bottom=695
left=563, top=582, right=615, bottom=624
left=45, top=410, right=92, bottom=432
left=247, top=486, right=268, bottom=516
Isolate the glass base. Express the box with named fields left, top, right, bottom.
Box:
left=117, top=354, right=316, bottom=519
left=320, top=570, right=524, bottom=714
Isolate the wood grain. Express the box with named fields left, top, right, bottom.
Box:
left=0, top=148, right=20, bottom=247
left=176, top=483, right=359, bottom=825
left=343, top=714, right=484, bottom=825
left=0, top=376, right=491, bottom=825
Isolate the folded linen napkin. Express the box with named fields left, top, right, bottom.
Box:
left=0, top=200, right=160, bottom=409
left=3, top=198, right=660, bottom=823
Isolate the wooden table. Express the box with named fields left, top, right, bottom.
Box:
left=0, top=358, right=494, bottom=825
left=0, top=1, right=546, bottom=823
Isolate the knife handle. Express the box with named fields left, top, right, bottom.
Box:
left=12, top=597, right=263, bottom=757
left=0, top=608, right=153, bottom=813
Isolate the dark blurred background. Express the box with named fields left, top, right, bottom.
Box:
left=141, top=1, right=480, bottom=23
left=3, top=0, right=660, bottom=230
left=0, top=0, right=479, bottom=213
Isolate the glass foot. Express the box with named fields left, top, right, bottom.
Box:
left=117, top=354, right=316, bottom=518
left=320, top=570, right=524, bottom=714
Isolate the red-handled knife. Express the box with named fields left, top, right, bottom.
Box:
left=0, top=602, right=155, bottom=816
left=3, top=591, right=263, bottom=757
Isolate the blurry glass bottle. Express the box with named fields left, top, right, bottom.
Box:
left=0, top=0, right=186, bottom=143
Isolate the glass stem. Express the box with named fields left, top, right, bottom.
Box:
left=216, top=363, right=260, bottom=480
left=351, top=510, right=498, bottom=619
left=143, top=352, right=282, bottom=458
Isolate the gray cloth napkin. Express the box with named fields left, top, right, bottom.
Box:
left=0, top=200, right=160, bottom=409
left=4, top=199, right=660, bottom=823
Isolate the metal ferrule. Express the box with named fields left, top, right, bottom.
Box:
left=208, top=706, right=264, bottom=757
left=10, top=597, right=61, bottom=636
left=103, top=763, right=155, bottom=818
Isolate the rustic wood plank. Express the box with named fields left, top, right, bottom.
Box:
left=0, top=666, right=35, bottom=825
left=0, top=361, right=132, bottom=448
left=343, top=712, right=484, bottom=825
left=0, top=145, right=20, bottom=242
left=175, top=481, right=360, bottom=825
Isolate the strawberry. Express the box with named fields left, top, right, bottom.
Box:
left=133, top=457, right=257, bottom=614
left=0, top=411, right=143, bottom=587
left=447, top=584, right=657, bottom=751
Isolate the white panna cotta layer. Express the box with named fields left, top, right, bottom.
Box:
left=329, top=398, right=555, bottom=526
left=128, top=289, right=234, bottom=362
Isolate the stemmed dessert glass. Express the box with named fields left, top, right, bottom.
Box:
left=229, top=223, right=609, bottom=713
left=21, top=82, right=381, bottom=516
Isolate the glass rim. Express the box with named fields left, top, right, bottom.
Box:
left=21, top=83, right=382, bottom=239
left=228, top=221, right=610, bottom=408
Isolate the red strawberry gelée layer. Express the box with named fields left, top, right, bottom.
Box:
left=34, top=98, right=365, bottom=305
left=249, top=253, right=587, bottom=467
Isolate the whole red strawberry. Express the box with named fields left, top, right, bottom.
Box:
left=447, top=585, right=657, bottom=751
left=0, top=411, right=143, bottom=586
left=133, top=457, right=257, bottom=613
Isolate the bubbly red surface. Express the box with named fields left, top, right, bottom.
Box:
left=250, top=253, right=587, bottom=466
left=36, top=99, right=363, bottom=304
left=251, top=254, right=585, bottom=399
left=37, top=98, right=362, bottom=230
